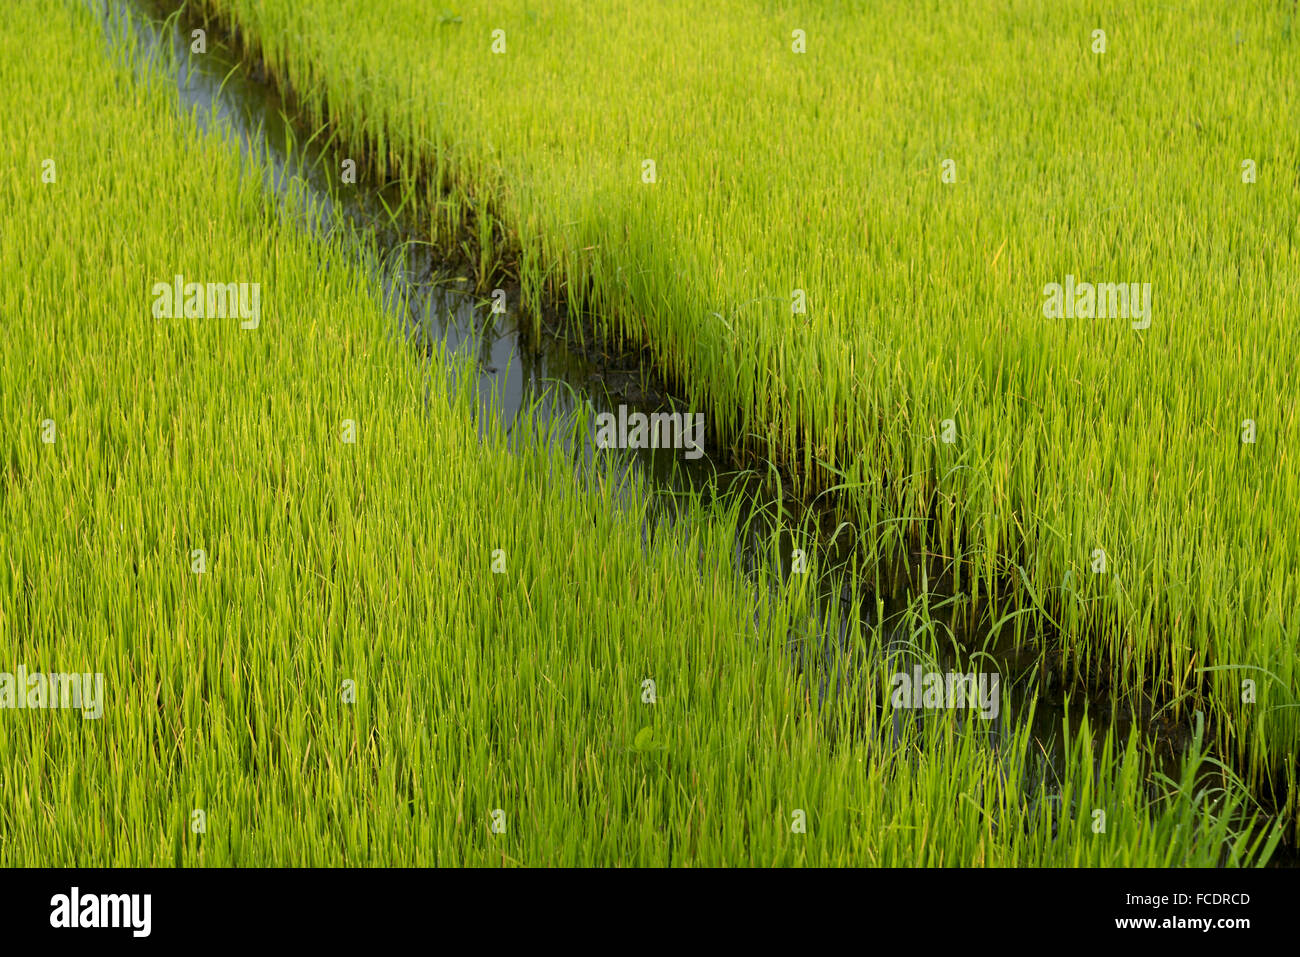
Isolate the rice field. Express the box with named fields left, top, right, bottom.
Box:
left=171, top=0, right=1300, bottom=820
left=0, top=0, right=1289, bottom=867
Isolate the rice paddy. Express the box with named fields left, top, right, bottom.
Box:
left=0, top=0, right=1292, bottom=866
left=167, top=0, right=1300, bottom=823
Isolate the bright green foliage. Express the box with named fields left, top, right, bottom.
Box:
left=0, top=0, right=1284, bottom=865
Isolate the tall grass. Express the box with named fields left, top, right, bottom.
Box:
left=180, top=0, right=1300, bottom=815
left=0, top=0, right=1280, bottom=864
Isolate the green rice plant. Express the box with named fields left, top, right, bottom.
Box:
left=0, top=0, right=1283, bottom=865
left=169, top=0, right=1300, bottom=819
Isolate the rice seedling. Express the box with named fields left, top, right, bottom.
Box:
left=169, top=0, right=1300, bottom=822
left=0, top=0, right=1283, bottom=866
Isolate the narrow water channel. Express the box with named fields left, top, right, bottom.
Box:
left=101, top=0, right=1240, bottom=814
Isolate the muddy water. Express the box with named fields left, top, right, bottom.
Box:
left=104, top=0, right=1208, bottom=799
